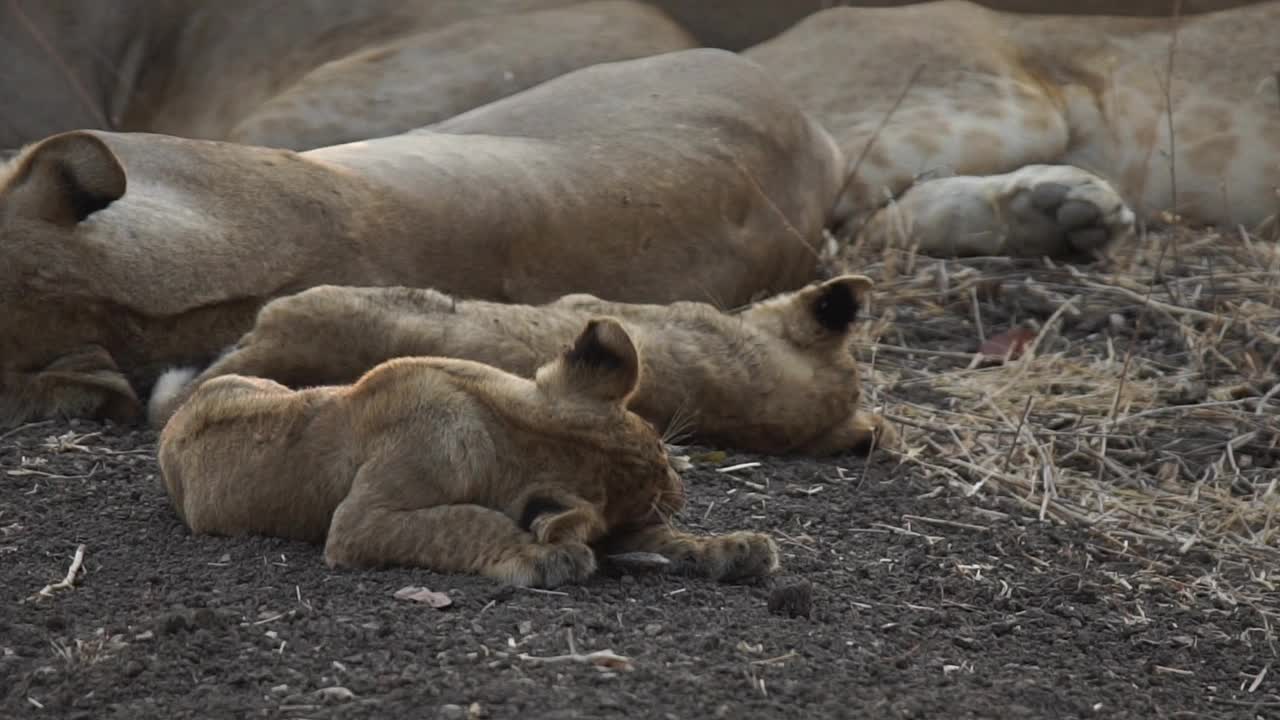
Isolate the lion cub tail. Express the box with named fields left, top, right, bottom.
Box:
left=147, top=366, right=200, bottom=429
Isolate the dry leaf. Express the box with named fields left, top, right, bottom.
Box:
left=394, top=586, right=453, bottom=609
left=978, top=327, right=1036, bottom=363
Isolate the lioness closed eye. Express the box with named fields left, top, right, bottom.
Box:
left=157, top=318, right=779, bottom=587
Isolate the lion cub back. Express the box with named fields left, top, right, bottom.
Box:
left=158, top=374, right=356, bottom=542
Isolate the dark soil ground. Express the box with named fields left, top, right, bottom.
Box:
left=2, top=420, right=1276, bottom=719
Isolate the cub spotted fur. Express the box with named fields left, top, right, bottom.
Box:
left=150, top=276, right=893, bottom=456
left=158, top=319, right=779, bottom=587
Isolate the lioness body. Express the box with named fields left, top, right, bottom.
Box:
left=5, top=2, right=1278, bottom=429
left=158, top=320, right=779, bottom=586
left=0, top=49, right=842, bottom=428
left=0, top=0, right=699, bottom=151
left=149, top=277, right=890, bottom=456
left=746, top=0, right=1280, bottom=255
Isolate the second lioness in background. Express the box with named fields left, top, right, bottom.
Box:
left=149, top=276, right=891, bottom=456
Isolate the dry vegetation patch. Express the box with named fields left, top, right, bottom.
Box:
left=838, top=225, right=1279, bottom=615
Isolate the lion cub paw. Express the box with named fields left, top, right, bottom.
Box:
left=508, top=541, right=598, bottom=589
left=699, top=532, right=780, bottom=582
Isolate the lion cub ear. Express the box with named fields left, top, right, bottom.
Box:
left=537, top=317, right=641, bottom=403
left=804, top=274, right=873, bottom=333
left=3, top=131, right=126, bottom=225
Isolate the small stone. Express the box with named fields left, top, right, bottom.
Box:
left=124, top=660, right=144, bottom=677
left=768, top=580, right=813, bottom=619
left=643, top=623, right=664, bottom=637
left=314, top=686, right=355, bottom=704
left=191, top=608, right=219, bottom=628
left=159, top=612, right=188, bottom=635
left=440, top=704, right=466, bottom=720
left=517, top=621, right=533, bottom=636
left=270, top=684, right=289, bottom=695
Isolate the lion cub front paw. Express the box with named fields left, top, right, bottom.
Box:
left=700, top=531, right=780, bottom=582
left=509, top=541, right=598, bottom=589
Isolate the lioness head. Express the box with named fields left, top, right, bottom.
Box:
left=0, top=133, right=139, bottom=427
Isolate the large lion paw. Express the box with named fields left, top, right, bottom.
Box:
left=1002, top=165, right=1136, bottom=256
left=863, top=164, right=1136, bottom=258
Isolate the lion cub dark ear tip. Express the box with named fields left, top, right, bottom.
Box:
left=813, top=280, right=860, bottom=331
left=565, top=319, right=627, bottom=371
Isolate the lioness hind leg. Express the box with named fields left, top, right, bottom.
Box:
left=605, top=525, right=780, bottom=582
left=325, top=501, right=598, bottom=588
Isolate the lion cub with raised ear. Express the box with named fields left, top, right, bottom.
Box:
left=158, top=318, right=778, bottom=587
left=150, top=275, right=891, bottom=456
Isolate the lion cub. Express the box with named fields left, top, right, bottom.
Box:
left=150, top=275, right=892, bottom=455
left=158, top=318, right=778, bottom=587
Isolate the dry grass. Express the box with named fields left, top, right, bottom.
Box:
left=839, top=224, right=1279, bottom=607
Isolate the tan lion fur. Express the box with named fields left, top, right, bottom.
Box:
left=0, top=49, right=843, bottom=429
left=0, top=0, right=695, bottom=151
left=157, top=318, right=780, bottom=587
left=148, top=276, right=893, bottom=456
left=745, top=0, right=1280, bottom=256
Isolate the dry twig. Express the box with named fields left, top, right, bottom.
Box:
left=27, top=544, right=86, bottom=602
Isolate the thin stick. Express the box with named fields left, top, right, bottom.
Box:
left=833, top=64, right=926, bottom=234
left=0, top=420, right=55, bottom=444
left=5, top=0, right=110, bottom=129
left=1162, top=0, right=1183, bottom=219
left=902, top=514, right=990, bottom=533
left=29, top=544, right=86, bottom=601
left=518, top=630, right=633, bottom=672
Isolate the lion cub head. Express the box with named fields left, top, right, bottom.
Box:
left=520, top=318, right=685, bottom=532
left=549, top=274, right=888, bottom=456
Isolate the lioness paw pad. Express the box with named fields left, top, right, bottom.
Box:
left=1005, top=166, right=1136, bottom=255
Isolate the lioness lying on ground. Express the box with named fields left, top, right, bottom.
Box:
left=157, top=318, right=779, bottom=587
left=0, top=49, right=842, bottom=430
left=149, top=275, right=892, bottom=456
left=745, top=0, right=1280, bottom=254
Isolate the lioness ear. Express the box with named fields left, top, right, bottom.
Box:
left=808, top=274, right=873, bottom=332
left=539, top=317, right=640, bottom=403
left=4, top=131, right=126, bottom=225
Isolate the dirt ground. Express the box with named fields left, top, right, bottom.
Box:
left=2, top=417, right=1276, bottom=719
